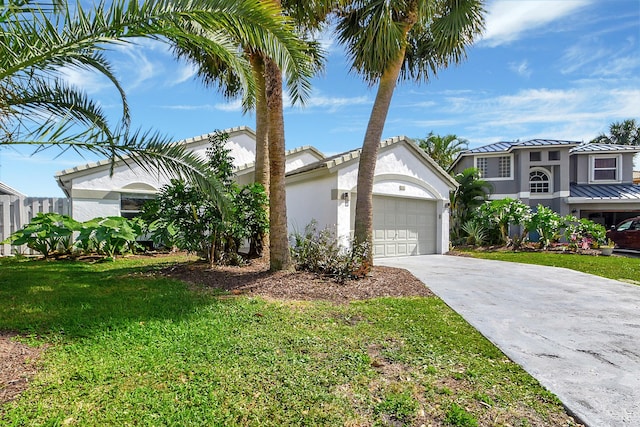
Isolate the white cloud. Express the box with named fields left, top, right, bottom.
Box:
left=481, top=0, right=593, bottom=47
left=215, top=99, right=243, bottom=112
left=509, top=60, right=532, bottom=78
left=305, top=95, right=369, bottom=111
left=408, top=83, right=640, bottom=146
left=560, top=43, right=609, bottom=75
left=169, top=63, right=198, bottom=86
left=109, top=43, right=163, bottom=91
left=58, top=66, right=113, bottom=94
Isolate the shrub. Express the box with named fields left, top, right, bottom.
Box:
left=461, top=220, right=487, bottom=246
left=527, top=205, right=562, bottom=249
left=563, top=216, right=607, bottom=249
left=475, top=198, right=531, bottom=245
left=290, top=221, right=369, bottom=282
left=1, top=213, right=80, bottom=258
left=141, top=132, right=268, bottom=265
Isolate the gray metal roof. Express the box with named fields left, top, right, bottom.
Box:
left=570, top=143, right=640, bottom=153
left=570, top=183, right=640, bottom=200
left=463, top=139, right=581, bottom=155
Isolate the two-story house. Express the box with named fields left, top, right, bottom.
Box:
left=450, top=139, right=640, bottom=228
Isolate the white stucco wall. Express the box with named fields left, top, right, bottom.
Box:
left=337, top=145, right=451, bottom=201
left=286, top=151, right=324, bottom=173
left=287, top=142, right=455, bottom=255
left=334, top=143, right=453, bottom=254
left=72, top=198, right=120, bottom=222
left=285, top=174, right=339, bottom=239
left=61, top=130, right=258, bottom=221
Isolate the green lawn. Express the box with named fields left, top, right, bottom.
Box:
left=0, top=256, right=580, bottom=426
left=461, top=250, right=640, bottom=285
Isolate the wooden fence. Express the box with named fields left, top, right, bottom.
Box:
left=0, top=195, right=70, bottom=256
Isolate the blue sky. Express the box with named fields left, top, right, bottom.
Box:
left=2, top=0, right=639, bottom=197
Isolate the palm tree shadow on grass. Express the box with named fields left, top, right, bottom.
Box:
left=0, top=259, right=211, bottom=340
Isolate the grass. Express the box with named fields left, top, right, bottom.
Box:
left=0, top=255, right=580, bottom=426
left=460, top=250, right=640, bottom=284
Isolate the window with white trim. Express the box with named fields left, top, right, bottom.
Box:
left=592, top=156, right=619, bottom=181
left=121, top=194, right=155, bottom=219
left=476, top=157, right=488, bottom=177
left=530, top=169, right=550, bottom=193
left=498, top=156, right=511, bottom=178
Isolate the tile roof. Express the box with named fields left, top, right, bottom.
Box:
left=570, top=143, right=640, bottom=153
left=55, top=126, right=255, bottom=178
left=234, top=145, right=325, bottom=172
left=570, top=183, right=640, bottom=200
left=286, top=136, right=459, bottom=188
left=462, top=139, right=581, bottom=154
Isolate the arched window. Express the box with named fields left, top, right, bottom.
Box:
left=530, top=169, right=550, bottom=193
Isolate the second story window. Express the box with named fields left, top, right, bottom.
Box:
left=592, top=156, right=619, bottom=182
left=530, top=169, right=550, bottom=193
left=530, top=151, right=541, bottom=162
left=476, top=157, right=488, bottom=177
left=498, top=156, right=511, bottom=178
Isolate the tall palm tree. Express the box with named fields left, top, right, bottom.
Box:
left=0, top=0, right=309, bottom=195
left=173, top=0, right=332, bottom=270
left=336, top=0, right=485, bottom=265
left=264, top=0, right=337, bottom=270
left=590, top=119, right=640, bottom=146
left=417, top=131, right=468, bottom=170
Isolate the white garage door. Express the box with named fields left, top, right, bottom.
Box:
left=372, top=196, right=437, bottom=257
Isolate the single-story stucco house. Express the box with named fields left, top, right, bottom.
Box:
left=55, top=126, right=456, bottom=257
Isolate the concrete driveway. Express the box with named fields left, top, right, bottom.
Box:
left=379, top=255, right=640, bottom=427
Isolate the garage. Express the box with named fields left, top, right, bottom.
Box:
left=372, top=195, right=437, bottom=257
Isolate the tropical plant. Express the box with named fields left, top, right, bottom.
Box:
left=475, top=198, right=530, bottom=245
left=590, top=119, right=640, bottom=146
left=563, top=216, right=607, bottom=250
left=145, top=133, right=269, bottom=265
left=91, top=216, right=144, bottom=258
left=0, top=0, right=313, bottom=195
left=450, top=167, right=491, bottom=243
left=172, top=0, right=334, bottom=271
left=233, top=183, right=269, bottom=257
left=149, top=179, right=223, bottom=263
left=1, top=212, right=80, bottom=258
left=461, top=220, right=487, bottom=246
left=290, top=220, right=369, bottom=283
left=336, top=0, right=486, bottom=265
left=527, top=205, right=562, bottom=250
left=417, top=132, right=468, bottom=169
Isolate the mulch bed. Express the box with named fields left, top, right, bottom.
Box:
left=0, top=333, right=44, bottom=407
left=161, top=257, right=433, bottom=304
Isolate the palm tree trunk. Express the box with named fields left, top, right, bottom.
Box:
left=353, top=51, right=407, bottom=265
left=250, top=53, right=270, bottom=193
left=265, top=56, right=292, bottom=271
left=249, top=52, right=270, bottom=258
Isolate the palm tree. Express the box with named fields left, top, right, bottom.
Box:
left=417, top=132, right=468, bottom=169
left=450, top=167, right=491, bottom=242
left=590, top=119, right=640, bottom=146
left=173, top=0, right=332, bottom=270
left=0, top=0, right=310, bottom=194
left=263, top=0, right=336, bottom=270
left=336, top=0, right=485, bottom=265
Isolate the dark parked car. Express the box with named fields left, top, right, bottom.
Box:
left=606, top=216, right=640, bottom=250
